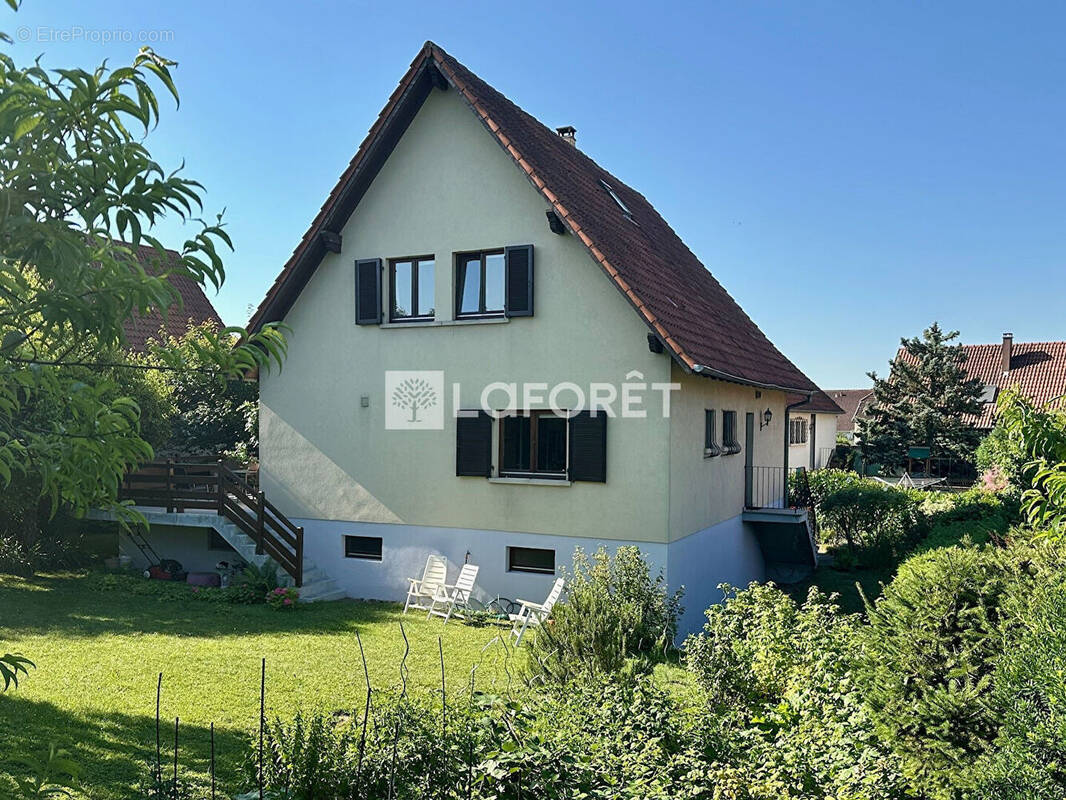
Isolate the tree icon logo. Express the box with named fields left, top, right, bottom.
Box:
left=384, top=371, right=445, bottom=430
left=392, top=377, right=438, bottom=422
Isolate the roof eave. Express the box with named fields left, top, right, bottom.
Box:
left=692, top=363, right=816, bottom=396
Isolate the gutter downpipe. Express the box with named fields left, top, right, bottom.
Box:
left=784, top=394, right=813, bottom=507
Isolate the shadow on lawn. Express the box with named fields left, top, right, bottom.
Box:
left=0, top=572, right=405, bottom=639
left=0, top=693, right=252, bottom=799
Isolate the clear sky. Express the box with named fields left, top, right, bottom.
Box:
left=8, top=1, right=1066, bottom=388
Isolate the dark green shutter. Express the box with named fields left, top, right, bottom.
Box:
left=504, top=244, right=534, bottom=317
left=355, top=258, right=382, bottom=324
left=456, top=411, right=492, bottom=477
left=568, top=410, right=607, bottom=482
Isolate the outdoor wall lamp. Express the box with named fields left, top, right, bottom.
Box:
left=760, top=408, right=773, bottom=430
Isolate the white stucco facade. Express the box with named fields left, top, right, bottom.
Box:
left=238, top=83, right=813, bottom=635
left=787, top=412, right=840, bottom=471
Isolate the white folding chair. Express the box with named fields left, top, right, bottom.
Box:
left=403, top=555, right=447, bottom=614
left=509, top=577, right=565, bottom=646
left=428, top=563, right=479, bottom=623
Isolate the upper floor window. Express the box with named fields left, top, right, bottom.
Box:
left=389, top=256, right=435, bottom=321
left=789, top=418, right=808, bottom=445
left=456, top=250, right=505, bottom=317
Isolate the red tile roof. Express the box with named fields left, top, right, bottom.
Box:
left=824, top=389, right=873, bottom=433
left=897, top=340, right=1066, bottom=429
left=789, top=389, right=845, bottom=415
left=122, top=245, right=223, bottom=352
left=249, top=42, right=819, bottom=395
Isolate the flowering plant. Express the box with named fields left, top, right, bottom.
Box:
left=266, top=586, right=299, bottom=610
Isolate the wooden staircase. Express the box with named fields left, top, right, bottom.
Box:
left=119, top=461, right=309, bottom=587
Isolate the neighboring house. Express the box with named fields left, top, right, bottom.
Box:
left=825, top=389, right=873, bottom=443
left=786, top=390, right=844, bottom=470
left=122, top=244, right=224, bottom=352
left=234, top=42, right=823, bottom=635
left=900, top=333, right=1066, bottom=431
left=827, top=333, right=1066, bottom=449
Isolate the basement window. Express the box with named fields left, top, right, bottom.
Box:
left=344, top=535, right=383, bottom=561
left=508, top=546, right=555, bottom=574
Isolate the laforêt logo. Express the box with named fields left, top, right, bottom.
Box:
left=385, top=371, right=444, bottom=429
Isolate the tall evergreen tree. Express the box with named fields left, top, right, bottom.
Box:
left=859, top=323, right=984, bottom=471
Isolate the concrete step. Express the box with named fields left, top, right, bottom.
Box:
left=299, top=578, right=340, bottom=598
left=303, top=589, right=346, bottom=603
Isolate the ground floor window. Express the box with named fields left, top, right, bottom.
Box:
left=704, top=409, right=721, bottom=457
left=344, top=535, right=383, bottom=561
left=507, top=546, right=555, bottom=574
left=789, top=418, right=808, bottom=445
left=499, top=410, right=567, bottom=478
left=722, top=410, right=741, bottom=454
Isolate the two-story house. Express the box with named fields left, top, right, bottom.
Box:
left=246, top=42, right=823, bottom=635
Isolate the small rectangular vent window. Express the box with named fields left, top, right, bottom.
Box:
left=344, top=535, right=383, bottom=561
left=508, top=546, right=555, bottom=574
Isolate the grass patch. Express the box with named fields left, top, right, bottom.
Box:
left=0, top=571, right=524, bottom=798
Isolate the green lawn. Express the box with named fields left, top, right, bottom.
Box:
left=0, top=571, right=527, bottom=798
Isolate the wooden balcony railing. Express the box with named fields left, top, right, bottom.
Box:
left=119, top=460, right=303, bottom=586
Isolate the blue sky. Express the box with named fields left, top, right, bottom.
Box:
left=8, top=1, right=1066, bottom=388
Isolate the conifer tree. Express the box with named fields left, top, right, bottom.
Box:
left=859, top=323, right=984, bottom=471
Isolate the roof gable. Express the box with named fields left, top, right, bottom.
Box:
left=250, top=42, right=818, bottom=394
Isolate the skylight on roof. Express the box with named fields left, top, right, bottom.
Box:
left=599, top=179, right=632, bottom=217
left=980, top=384, right=998, bottom=404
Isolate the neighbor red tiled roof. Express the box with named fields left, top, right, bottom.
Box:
left=824, top=389, right=873, bottom=433
left=249, top=42, right=819, bottom=394
left=789, top=389, right=845, bottom=415
left=122, top=245, right=223, bottom=351
left=897, top=340, right=1066, bottom=429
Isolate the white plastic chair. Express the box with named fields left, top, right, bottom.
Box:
left=428, top=563, right=479, bottom=623
left=403, top=555, right=447, bottom=614
left=509, top=577, right=565, bottom=646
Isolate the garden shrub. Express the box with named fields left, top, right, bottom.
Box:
left=86, top=567, right=283, bottom=605
left=248, top=678, right=712, bottom=800
left=525, top=545, right=683, bottom=683
left=685, top=582, right=908, bottom=799
left=818, top=481, right=924, bottom=563
left=805, top=470, right=1020, bottom=570
left=859, top=539, right=1066, bottom=799
left=266, top=586, right=299, bottom=609
left=973, top=583, right=1066, bottom=799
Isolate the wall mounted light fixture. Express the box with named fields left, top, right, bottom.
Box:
left=760, top=407, right=773, bottom=430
